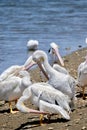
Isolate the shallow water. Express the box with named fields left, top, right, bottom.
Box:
left=0, top=0, right=87, bottom=73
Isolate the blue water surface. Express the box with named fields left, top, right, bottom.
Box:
left=0, top=0, right=87, bottom=73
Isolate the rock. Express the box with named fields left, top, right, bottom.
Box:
left=65, top=124, right=72, bottom=127
left=81, top=126, right=86, bottom=130
left=0, top=101, right=5, bottom=106
left=48, top=127, right=54, bottom=130
left=75, top=119, right=79, bottom=124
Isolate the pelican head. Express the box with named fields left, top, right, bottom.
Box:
left=24, top=55, right=36, bottom=70
left=32, top=50, right=49, bottom=80
left=32, top=50, right=48, bottom=63
left=27, top=40, right=39, bottom=50
left=49, top=42, right=64, bottom=66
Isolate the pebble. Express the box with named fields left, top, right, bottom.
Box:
left=75, top=119, right=79, bottom=124
left=79, top=112, right=82, bottom=115
left=81, top=126, right=86, bottom=130
left=48, top=127, right=54, bottom=130
left=65, top=124, right=72, bottom=127
left=31, top=118, right=36, bottom=121
left=0, top=101, right=5, bottom=105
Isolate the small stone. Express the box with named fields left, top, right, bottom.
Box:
left=65, top=124, right=71, bottom=127
left=81, top=126, right=86, bottom=130
left=31, top=118, right=36, bottom=121
left=48, top=127, right=54, bottom=130
left=75, top=120, right=79, bottom=124
left=79, top=112, right=82, bottom=115
left=0, top=101, right=5, bottom=105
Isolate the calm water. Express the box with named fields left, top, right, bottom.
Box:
left=0, top=0, right=87, bottom=73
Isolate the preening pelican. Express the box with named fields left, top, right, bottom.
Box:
left=29, top=50, right=76, bottom=108
left=48, top=42, right=64, bottom=66
left=16, top=82, right=71, bottom=125
left=77, top=56, right=87, bottom=99
left=0, top=55, right=34, bottom=113
left=27, top=40, right=39, bottom=50
left=0, top=70, right=32, bottom=113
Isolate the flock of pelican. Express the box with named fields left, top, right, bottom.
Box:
left=0, top=40, right=87, bottom=125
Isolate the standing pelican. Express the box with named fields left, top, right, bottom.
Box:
left=0, top=55, right=35, bottom=113
left=0, top=70, right=32, bottom=113
left=28, top=50, right=76, bottom=108
left=77, top=56, right=87, bottom=99
left=48, top=42, right=64, bottom=66
left=27, top=40, right=39, bottom=50
left=16, top=82, right=71, bottom=125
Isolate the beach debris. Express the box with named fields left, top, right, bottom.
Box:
left=81, top=126, right=86, bottom=130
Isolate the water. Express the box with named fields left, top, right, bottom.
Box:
left=0, top=0, right=87, bottom=73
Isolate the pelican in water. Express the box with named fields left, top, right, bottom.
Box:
left=27, top=40, right=39, bottom=50
left=16, top=82, right=71, bottom=125
left=77, top=56, right=87, bottom=99
left=0, top=70, right=32, bottom=113
left=28, top=50, right=76, bottom=109
left=48, top=42, right=64, bottom=66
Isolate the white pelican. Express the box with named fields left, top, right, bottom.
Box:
left=0, top=55, right=35, bottom=113
left=48, top=42, right=64, bottom=66
left=28, top=50, right=76, bottom=109
left=27, top=40, right=39, bottom=50
left=77, top=56, right=87, bottom=99
left=16, top=82, right=71, bottom=125
left=0, top=70, right=32, bottom=113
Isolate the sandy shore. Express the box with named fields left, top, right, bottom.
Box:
left=0, top=47, right=87, bottom=130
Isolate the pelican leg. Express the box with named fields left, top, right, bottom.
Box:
left=82, top=86, right=85, bottom=99
left=40, top=114, right=44, bottom=126
left=9, top=101, right=18, bottom=114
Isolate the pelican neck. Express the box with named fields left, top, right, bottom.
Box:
left=43, top=53, right=56, bottom=75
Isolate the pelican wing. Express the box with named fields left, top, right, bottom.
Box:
left=53, top=64, right=69, bottom=74
left=0, top=65, right=22, bottom=81
left=39, top=100, right=70, bottom=120
left=0, top=76, right=21, bottom=100
left=31, top=83, right=71, bottom=112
